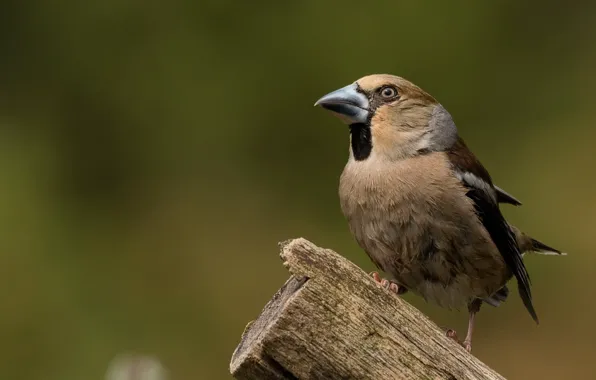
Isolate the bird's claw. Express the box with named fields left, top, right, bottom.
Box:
left=445, top=329, right=472, bottom=352
left=446, top=329, right=459, bottom=341
left=370, top=272, right=401, bottom=294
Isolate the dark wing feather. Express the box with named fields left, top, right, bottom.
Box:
left=484, top=285, right=509, bottom=307
left=447, top=138, right=538, bottom=323
left=495, top=185, right=522, bottom=206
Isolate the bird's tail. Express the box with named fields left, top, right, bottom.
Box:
left=528, top=237, right=565, bottom=255
left=511, top=226, right=566, bottom=256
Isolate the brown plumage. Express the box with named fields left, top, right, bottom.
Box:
left=315, top=74, right=565, bottom=352
left=340, top=151, right=508, bottom=308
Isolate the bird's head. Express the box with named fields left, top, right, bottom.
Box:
left=315, top=74, right=458, bottom=161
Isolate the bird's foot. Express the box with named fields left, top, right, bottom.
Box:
left=445, top=329, right=472, bottom=352
left=463, top=339, right=472, bottom=353
left=446, top=329, right=459, bottom=342
left=370, top=272, right=404, bottom=294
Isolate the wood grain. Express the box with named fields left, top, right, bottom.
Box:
left=230, top=238, right=505, bottom=380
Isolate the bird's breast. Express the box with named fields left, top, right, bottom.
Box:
left=339, top=153, right=459, bottom=265
left=339, top=153, right=458, bottom=224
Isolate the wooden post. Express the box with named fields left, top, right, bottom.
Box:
left=230, top=238, right=505, bottom=380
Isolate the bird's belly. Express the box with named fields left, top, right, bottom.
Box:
left=348, top=208, right=506, bottom=308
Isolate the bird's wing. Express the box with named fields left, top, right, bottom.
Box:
left=494, top=185, right=522, bottom=206
left=446, top=138, right=538, bottom=323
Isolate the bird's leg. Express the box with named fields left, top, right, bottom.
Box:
left=445, top=299, right=482, bottom=353
left=370, top=271, right=407, bottom=295
left=462, top=299, right=482, bottom=352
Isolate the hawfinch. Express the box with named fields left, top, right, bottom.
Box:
left=315, top=74, right=564, bottom=352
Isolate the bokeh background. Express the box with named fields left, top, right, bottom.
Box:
left=1, top=1, right=594, bottom=379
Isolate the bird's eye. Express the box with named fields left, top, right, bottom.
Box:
left=380, top=86, right=398, bottom=99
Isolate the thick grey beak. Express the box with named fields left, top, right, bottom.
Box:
left=314, top=83, right=370, bottom=124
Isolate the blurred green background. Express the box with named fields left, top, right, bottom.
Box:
left=0, top=1, right=594, bottom=379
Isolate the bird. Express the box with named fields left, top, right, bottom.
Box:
left=314, top=74, right=565, bottom=352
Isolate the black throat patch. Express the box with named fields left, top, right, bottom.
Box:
left=349, top=123, right=372, bottom=161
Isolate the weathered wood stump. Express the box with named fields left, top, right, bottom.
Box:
left=230, top=238, right=505, bottom=380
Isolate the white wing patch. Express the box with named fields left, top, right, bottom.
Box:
left=454, top=170, right=497, bottom=203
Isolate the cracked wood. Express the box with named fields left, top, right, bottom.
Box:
left=230, top=238, right=506, bottom=380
